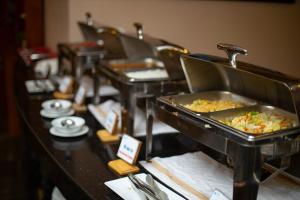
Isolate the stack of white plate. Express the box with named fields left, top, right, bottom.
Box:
left=50, top=116, right=89, bottom=137
left=40, top=99, right=75, bottom=118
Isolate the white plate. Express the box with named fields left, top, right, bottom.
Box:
left=50, top=125, right=89, bottom=137
left=40, top=109, right=75, bottom=118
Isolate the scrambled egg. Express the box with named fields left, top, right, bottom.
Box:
left=220, top=112, right=293, bottom=134
left=184, top=99, right=243, bottom=113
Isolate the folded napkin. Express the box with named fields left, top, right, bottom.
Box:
left=25, top=79, right=55, bottom=93
left=140, top=151, right=300, bottom=200
left=80, top=76, right=119, bottom=97
left=105, top=173, right=185, bottom=200
left=51, top=187, right=66, bottom=200
left=88, top=100, right=178, bottom=137
left=34, top=58, right=58, bottom=78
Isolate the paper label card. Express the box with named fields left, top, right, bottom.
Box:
left=59, top=76, right=73, bottom=93
left=117, top=135, right=142, bottom=165
left=210, top=190, right=229, bottom=200
left=104, top=110, right=119, bottom=134
left=75, top=85, right=86, bottom=105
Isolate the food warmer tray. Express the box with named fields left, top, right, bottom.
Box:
left=145, top=44, right=300, bottom=200
left=96, top=61, right=189, bottom=136
left=94, top=24, right=190, bottom=135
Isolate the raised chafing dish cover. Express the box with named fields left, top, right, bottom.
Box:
left=180, top=45, right=300, bottom=124
left=77, top=13, right=126, bottom=60
left=119, top=22, right=189, bottom=81
left=156, top=43, right=300, bottom=140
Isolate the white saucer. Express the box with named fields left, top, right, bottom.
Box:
left=49, top=125, right=89, bottom=137
left=40, top=109, right=75, bottom=118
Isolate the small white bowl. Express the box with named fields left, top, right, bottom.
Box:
left=42, top=99, right=72, bottom=114
left=51, top=116, right=85, bottom=134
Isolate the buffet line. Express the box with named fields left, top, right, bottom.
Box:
left=21, top=12, right=300, bottom=200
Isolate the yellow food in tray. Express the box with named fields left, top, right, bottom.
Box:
left=220, top=112, right=294, bottom=134
left=184, top=99, right=244, bottom=113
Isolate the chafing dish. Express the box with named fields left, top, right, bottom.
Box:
left=118, top=23, right=189, bottom=76
left=77, top=12, right=126, bottom=60
left=94, top=23, right=190, bottom=135
left=146, top=43, right=300, bottom=200
left=163, top=90, right=257, bottom=115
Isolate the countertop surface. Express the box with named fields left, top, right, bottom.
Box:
left=14, top=64, right=198, bottom=199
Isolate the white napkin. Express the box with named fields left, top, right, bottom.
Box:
left=51, top=187, right=66, bottom=200
left=105, top=173, right=185, bottom=200
left=88, top=100, right=178, bottom=137
left=140, top=151, right=300, bottom=200
left=34, top=58, right=58, bottom=78
left=80, top=76, right=119, bottom=97
left=25, top=80, right=55, bottom=93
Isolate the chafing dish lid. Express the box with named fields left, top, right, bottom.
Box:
left=181, top=46, right=300, bottom=122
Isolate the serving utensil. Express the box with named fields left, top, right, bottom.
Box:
left=128, top=174, right=168, bottom=200
left=61, top=118, right=75, bottom=128
left=50, top=101, right=63, bottom=110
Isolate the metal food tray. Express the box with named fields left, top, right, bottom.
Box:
left=107, top=58, right=164, bottom=71
left=122, top=67, right=169, bottom=82
left=208, top=104, right=299, bottom=140
left=164, top=91, right=257, bottom=115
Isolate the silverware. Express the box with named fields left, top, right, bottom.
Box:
left=50, top=101, right=63, bottom=110
left=146, top=175, right=168, bottom=200
left=61, top=118, right=75, bottom=128
left=129, top=180, right=148, bottom=200
left=128, top=174, right=168, bottom=200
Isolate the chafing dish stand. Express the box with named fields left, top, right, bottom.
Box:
left=146, top=44, right=300, bottom=200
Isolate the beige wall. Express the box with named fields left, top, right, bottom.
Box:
left=45, top=0, right=69, bottom=49
left=45, top=0, right=300, bottom=77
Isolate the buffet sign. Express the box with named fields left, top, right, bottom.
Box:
left=59, top=76, right=73, bottom=93
left=104, top=110, right=119, bottom=135
left=107, top=135, right=141, bottom=175
left=74, top=85, right=86, bottom=105
left=117, top=134, right=141, bottom=165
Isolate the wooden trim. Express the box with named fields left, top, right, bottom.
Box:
left=25, top=0, right=44, bottom=47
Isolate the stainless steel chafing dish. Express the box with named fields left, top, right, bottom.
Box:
left=146, top=43, right=300, bottom=200
left=95, top=23, right=190, bottom=135
left=110, top=22, right=189, bottom=76
left=77, top=12, right=126, bottom=60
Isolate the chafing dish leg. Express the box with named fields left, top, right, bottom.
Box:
left=228, top=142, right=262, bottom=200
left=146, top=98, right=154, bottom=162
left=75, top=56, right=82, bottom=83
left=122, top=90, right=135, bottom=136
left=92, top=62, right=100, bottom=105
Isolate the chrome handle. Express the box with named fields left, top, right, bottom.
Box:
left=217, top=43, right=247, bottom=68
left=133, top=22, right=144, bottom=40
left=85, top=12, right=93, bottom=26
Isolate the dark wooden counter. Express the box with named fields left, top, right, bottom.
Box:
left=14, top=62, right=200, bottom=199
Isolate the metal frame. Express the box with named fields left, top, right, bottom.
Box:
left=146, top=99, right=300, bottom=200
left=96, top=63, right=188, bottom=135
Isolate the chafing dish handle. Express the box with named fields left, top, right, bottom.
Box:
left=85, top=12, right=93, bottom=26
left=133, top=22, right=144, bottom=40
left=217, top=43, right=247, bottom=68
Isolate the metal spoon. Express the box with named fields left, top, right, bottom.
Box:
left=61, top=118, right=75, bottom=128
left=50, top=101, right=62, bottom=110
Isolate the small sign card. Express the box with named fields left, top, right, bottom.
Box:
left=210, top=190, right=229, bottom=200
left=117, top=135, right=142, bottom=165
left=74, top=85, right=86, bottom=105
left=104, top=110, right=119, bottom=135
left=59, top=76, right=73, bottom=93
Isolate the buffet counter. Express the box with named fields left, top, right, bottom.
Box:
left=14, top=61, right=196, bottom=199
